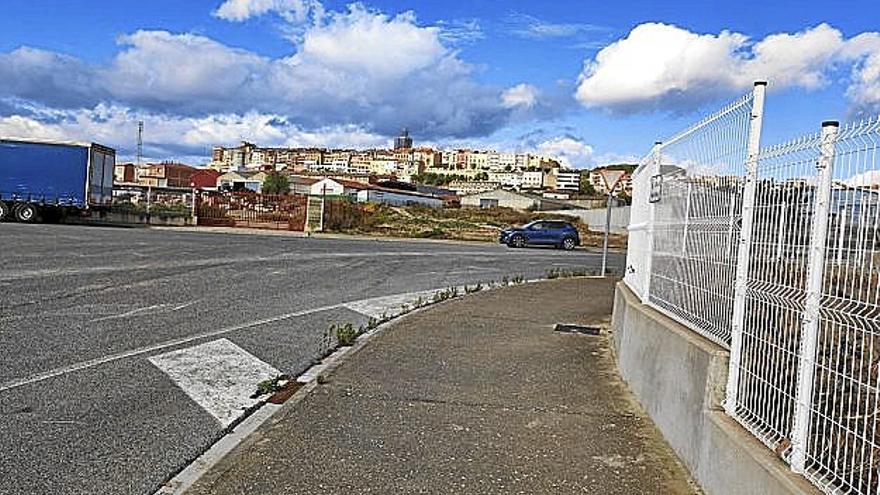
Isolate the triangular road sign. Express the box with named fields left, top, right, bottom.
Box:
left=599, top=169, right=627, bottom=192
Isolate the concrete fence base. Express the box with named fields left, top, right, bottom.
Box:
left=610, top=282, right=820, bottom=495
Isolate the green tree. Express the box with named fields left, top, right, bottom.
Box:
left=262, top=171, right=290, bottom=195
left=579, top=174, right=597, bottom=196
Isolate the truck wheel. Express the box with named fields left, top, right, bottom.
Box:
left=0, top=202, right=8, bottom=222
left=14, top=203, right=38, bottom=223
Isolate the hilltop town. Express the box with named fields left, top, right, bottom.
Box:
left=114, top=129, right=634, bottom=215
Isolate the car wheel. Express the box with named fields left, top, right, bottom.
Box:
left=562, top=237, right=576, bottom=251
left=509, top=235, right=526, bottom=248
left=14, top=203, right=37, bottom=223
left=0, top=202, right=9, bottom=222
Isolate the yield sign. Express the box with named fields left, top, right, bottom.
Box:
left=599, top=169, right=627, bottom=192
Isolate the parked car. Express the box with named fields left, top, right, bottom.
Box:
left=499, top=220, right=581, bottom=250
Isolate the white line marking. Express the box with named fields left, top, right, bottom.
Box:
left=0, top=303, right=340, bottom=393
left=343, top=290, right=438, bottom=319
left=91, top=304, right=169, bottom=322
left=149, top=339, right=280, bottom=427
left=0, top=283, right=532, bottom=394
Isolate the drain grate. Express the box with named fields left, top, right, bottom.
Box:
left=554, top=323, right=601, bottom=335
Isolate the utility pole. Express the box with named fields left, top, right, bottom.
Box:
left=137, top=121, right=151, bottom=222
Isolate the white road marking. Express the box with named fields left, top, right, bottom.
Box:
left=0, top=303, right=340, bottom=393
left=343, top=289, right=439, bottom=319
left=90, top=304, right=170, bottom=322
left=149, top=339, right=280, bottom=427
left=0, top=285, right=517, bottom=394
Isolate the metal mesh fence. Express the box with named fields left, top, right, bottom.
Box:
left=647, top=93, right=755, bottom=347
left=803, top=119, right=880, bottom=494
left=624, top=85, right=880, bottom=494
left=725, top=119, right=880, bottom=495
left=732, top=132, right=822, bottom=454
left=623, top=152, right=657, bottom=300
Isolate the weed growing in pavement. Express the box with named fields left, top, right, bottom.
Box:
left=363, top=317, right=378, bottom=332
left=511, top=274, right=525, bottom=284
left=336, top=322, right=358, bottom=347
left=465, top=282, right=484, bottom=294
left=318, top=325, right=335, bottom=359
left=546, top=267, right=595, bottom=279
left=252, top=375, right=289, bottom=398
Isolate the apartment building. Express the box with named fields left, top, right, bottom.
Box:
left=137, top=163, right=198, bottom=188
left=487, top=171, right=523, bottom=188
left=555, top=170, right=581, bottom=192
left=413, top=148, right=441, bottom=169
left=465, top=150, right=490, bottom=171
left=521, top=170, right=544, bottom=189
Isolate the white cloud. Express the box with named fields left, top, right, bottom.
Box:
left=213, top=0, right=318, bottom=22
left=0, top=5, right=513, bottom=139
left=292, top=6, right=444, bottom=79
left=502, top=84, right=539, bottom=109
left=0, top=114, right=68, bottom=141
left=0, top=104, right=386, bottom=162
left=575, top=23, right=856, bottom=112
left=536, top=137, right=594, bottom=169
left=0, top=47, right=103, bottom=108
left=840, top=33, right=880, bottom=114
left=506, top=13, right=605, bottom=40
left=106, top=31, right=270, bottom=111
left=846, top=170, right=880, bottom=188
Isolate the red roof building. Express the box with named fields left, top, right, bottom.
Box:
left=190, top=169, right=222, bottom=190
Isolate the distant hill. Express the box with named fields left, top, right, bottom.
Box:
left=591, top=163, right=637, bottom=172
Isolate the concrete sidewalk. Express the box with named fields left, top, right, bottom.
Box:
left=185, top=278, right=698, bottom=495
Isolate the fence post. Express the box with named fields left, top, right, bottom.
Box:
left=682, top=181, right=692, bottom=254
left=644, top=141, right=662, bottom=299
left=790, top=120, right=839, bottom=473
left=725, top=81, right=767, bottom=416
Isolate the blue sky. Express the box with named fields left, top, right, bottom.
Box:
left=0, top=0, right=878, bottom=167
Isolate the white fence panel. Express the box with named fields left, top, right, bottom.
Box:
left=647, top=92, right=756, bottom=347
left=623, top=151, right=657, bottom=301
left=630, top=83, right=880, bottom=494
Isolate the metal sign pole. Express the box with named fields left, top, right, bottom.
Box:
left=598, top=169, right=626, bottom=276
left=601, top=192, right=612, bottom=276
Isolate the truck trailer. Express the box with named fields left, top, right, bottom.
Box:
left=0, top=137, right=115, bottom=222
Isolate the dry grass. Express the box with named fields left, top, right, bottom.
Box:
left=322, top=200, right=627, bottom=248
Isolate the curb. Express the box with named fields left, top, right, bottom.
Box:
left=153, top=276, right=614, bottom=495
left=153, top=313, right=402, bottom=495
left=152, top=284, right=490, bottom=495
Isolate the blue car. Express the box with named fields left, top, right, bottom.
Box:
left=499, top=220, right=581, bottom=250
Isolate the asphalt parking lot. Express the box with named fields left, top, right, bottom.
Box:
left=0, top=223, right=623, bottom=495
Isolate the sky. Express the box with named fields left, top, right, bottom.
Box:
left=0, top=0, right=879, bottom=168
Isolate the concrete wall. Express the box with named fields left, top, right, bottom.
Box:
left=460, top=190, right=537, bottom=211
left=545, top=206, right=630, bottom=234
left=611, top=282, right=820, bottom=495
left=68, top=210, right=196, bottom=227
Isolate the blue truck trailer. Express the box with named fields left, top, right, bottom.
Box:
left=0, top=137, right=115, bottom=222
